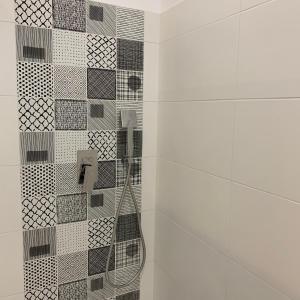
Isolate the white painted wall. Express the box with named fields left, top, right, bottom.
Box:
left=155, top=0, right=300, bottom=299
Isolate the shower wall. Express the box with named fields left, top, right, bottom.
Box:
left=0, top=1, right=159, bottom=299
left=155, top=0, right=300, bottom=299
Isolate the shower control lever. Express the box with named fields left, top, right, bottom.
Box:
left=77, top=150, right=98, bottom=193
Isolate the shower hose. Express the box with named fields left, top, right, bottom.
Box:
left=105, top=128, right=146, bottom=288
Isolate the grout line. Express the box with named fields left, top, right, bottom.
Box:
left=157, top=97, right=300, bottom=102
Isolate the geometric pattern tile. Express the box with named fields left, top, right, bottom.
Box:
left=88, top=217, right=115, bottom=249
left=87, top=68, right=116, bottom=100
left=17, top=62, right=53, bottom=98
left=88, top=272, right=115, bottom=300
left=116, top=158, right=142, bottom=187
left=58, top=279, right=87, bottom=300
left=115, top=185, right=141, bottom=216
left=116, top=101, right=143, bottom=130
left=88, top=246, right=115, bottom=276
left=115, top=265, right=140, bottom=297
left=22, top=195, right=56, bottom=230
left=53, top=0, right=86, bottom=32
left=18, top=97, right=55, bottom=132
left=87, top=34, right=116, bottom=70
left=56, top=221, right=88, bottom=255
left=116, top=7, right=144, bottom=41
left=94, top=161, right=116, bottom=190
left=20, top=132, right=54, bottom=165
left=86, top=1, right=116, bottom=36
left=117, top=70, right=143, bottom=101
left=116, top=213, right=140, bottom=243
left=117, top=39, right=144, bottom=71
left=116, top=239, right=140, bottom=269
left=25, top=286, right=58, bottom=300
left=53, top=30, right=86, bottom=67
left=21, top=164, right=55, bottom=198
left=24, top=256, right=58, bottom=292
left=55, top=100, right=87, bottom=131
left=16, top=25, right=52, bottom=63
left=54, top=66, right=87, bottom=100
left=57, top=193, right=87, bottom=224
left=55, top=131, right=88, bottom=163
left=58, top=251, right=88, bottom=284
left=15, top=0, right=53, bottom=28
left=88, top=100, right=116, bottom=131
left=88, top=131, right=117, bottom=161
left=23, top=227, right=56, bottom=261
left=116, top=289, right=140, bottom=300
left=88, top=189, right=115, bottom=220
left=117, top=130, right=143, bottom=159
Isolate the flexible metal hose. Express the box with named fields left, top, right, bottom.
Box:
left=105, top=130, right=146, bottom=288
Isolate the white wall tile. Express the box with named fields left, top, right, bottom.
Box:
left=141, top=262, right=154, bottom=300
left=142, top=157, right=157, bottom=212
left=157, top=101, right=235, bottom=178
left=0, top=231, right=23, bottom=297
left=159, top=16, right=239, bottom=101
left=0, top=294, right=24, bottom=300
left=0, top=21, right=16, bottom=96
left=228, top=183, right=300, bottom=299
left=232, top=100, right=300, bottom=202
left=0, top=166, right=21, bottom=234
left=0, top=1, right=15, bottom=23
left=144, top=43, right=159, bottom=101
left=226, top=260, right=291, bottom=300
left=142, top=210, right=155, bottom=262
left=238, top=0, right=300, bottom=98
left=156, top=159, right=230, bottom=251
left=145, top=11, right=160, bottom=43
left=0, top=96, right=19, bottom=165
left=160, top=0, right=240, bottom=41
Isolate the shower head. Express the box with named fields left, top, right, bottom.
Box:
left=121, top=110, right=137, bottom=128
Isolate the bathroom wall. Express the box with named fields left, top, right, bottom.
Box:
left=155, top=0, right=300, bottom=299
left=0, top=1, right=159, bottom=299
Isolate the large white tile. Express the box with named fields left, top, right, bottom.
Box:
left=0, top=96, right=19, bottom=165
left=0, top=231, right=23, bottom=297
left=228, top=183, right=300, bottom=299
left=157, top=101, right=235, bottom=178
left=226, top=260, right=291, bottom=300
left=0, top=166, right=21, bottom=234
left=160, top=0, right=240, bottom=41
left=241, top=0, right=274, bottom=10
left=156, top=159, right=230, bottom=251
left=238, top=0, right=300, bottom=98
left=159, top=16, right=239, bottom=101
left=0, top=1, right=15, bottom=22
left=142, top=210, right=155, bottom=262
left=155, top=212, right=227, bottom=300
left=144, top=43, right=159, bottom=101
left=143, top=102, right=158, bottom=158
left=232, top=100, right=300, bottom=202
left=144, top=11, right=160, bottom=43
left=0, top=294, right=24, bottom=300
left=142, top=157, right=157, bottom=211
left=0, top=22, right=16, bottom=96
left=140, top=262, right=154, bottom=300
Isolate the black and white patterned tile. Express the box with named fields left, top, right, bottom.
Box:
left=24, top=286, right=58, bottom=300
left=116, top=290, right=140, bottom=300
left=20, top=132, right=54, bottom=165
left=86, top=1, right=116, bottom=36
left=88, top=131, right=117, bottom=161
left=88, top=189, right=115, bottom=220
left=23, top=227, right=56, bottom=261
left=116, top=7, right=144, bottom=41
left=54, top=66, right=87, bottom=100
left=24, top=256, right=58, bottom=292
left=117, top=130, right=142, bottom=159
left=58, top=251, right=88, bottom=284
left=55, top=100, right=87, bottom=131
left=55, top=131, right=88, bottom=163
left=22, top=195, right=56, bottom=230
left=87, top=68, right=116, bottom=100
left=88, top=217, right=115, bottom=249
left=94, top=161, right=116, bottom=190
left=58, top=279, right=87, bottom=300
left=88, top=246, right=115, bottom=276
left=57, top=193, right=87, bottom=224
left=53, top=0, right=86, bottom=32
left=116, top=158, right=142, bottom=187
left=21, top=164, right=55, bottom=198
left=17, top=62, right=53, bottom=98
left=16, top=25, right=52, bottom=63
left=88, top=100, right=116, bottom=131
left=115, top=185, right=141, bottom=215
left=87, top=34, right=117, bottom=69
left=18, top=97, right=55, bottom=132
left=116, top=239, right=140, bottom=269
left=116, top=213, right=140, bottom=243
left=117, top=39, right=144, bottom=71
left=56, top=221, right=88, bottom=255
left=117, top=71, right=143, bottom=101
left=116, top=101, right=143, bottom=130
left=115, top=265, right=140, bottom=297
left=87, top=272, right=115, bottom=299
left=53, top=30, right=86, bottom=67
left=15, top=0, right=53, bottom=28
